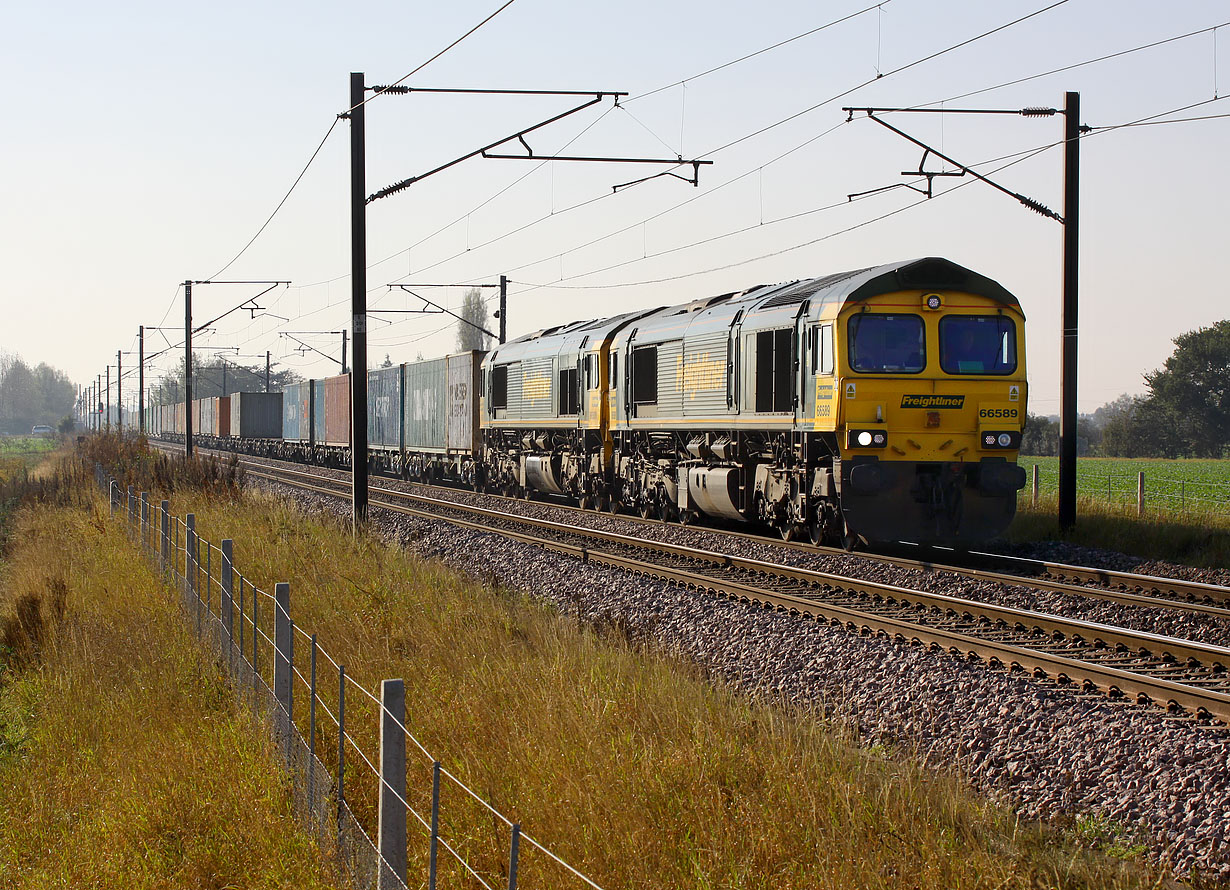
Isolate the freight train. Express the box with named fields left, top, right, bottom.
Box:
left=151, top=257, right=1028, bottom=546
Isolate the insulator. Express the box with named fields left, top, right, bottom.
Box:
left=1018, top=195, right=1058, bottom=219
left=1021, top=106, right=1057, bottom=117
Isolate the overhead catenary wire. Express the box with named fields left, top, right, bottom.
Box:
left=282, top=0, right=1068, bottom=309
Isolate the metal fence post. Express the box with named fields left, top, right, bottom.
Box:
left=309, top=633, right=318, bottom=814
left=140, top=492, right=149, bottom=551
left=1032, top=464, right=1039, bottom=506
left=1137, top=471, right=1146, bottom=517
left=252, top=587, right=260, bottom=694
left=127, top=484, right=134, bottom=528
left=337, top=664, right=346, bottom=849
left=161, top=501, right=170, bottom=570
left=205, top=545, right=212, bottom=633
left=378, top=678, right=407, bottom=890
left=221, top=539, right=234, bottom=666
left=507, top=823, right=521, bottom=890
left=186, top=514, right=197, bottom=624
left=429, top=761, right=441, bottom=890
left=109, top=481, right=116, bottom=516
left=287, top=619, right=296, bottom=764
left=274, top=582, right=293, bottom=730
left=238, top=576, right=245, bottom=674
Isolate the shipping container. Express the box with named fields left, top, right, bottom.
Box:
left=197, top=397, right=231, bottom=437
left=368, top=366, right=402, bottom=449
left=446, top=351, right=482, bottom=453
left=282, top=382, right=304, bottom=441
left=313, top=379, right=326, bottom=444
left=322, top=374, right=350, bottom=446
left=404, top=357, right=447, bottom=452
left=230, top=392, right=283, bottom=439
left=176, top=401, right=186, bottom=436
left=217, top=396, right=231, bottom=437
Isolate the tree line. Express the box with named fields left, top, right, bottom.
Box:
left=0, top=353, right=77, bottom=435
left=1021, top=320, right=1230, bottom=459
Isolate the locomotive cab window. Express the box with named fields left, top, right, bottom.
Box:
left=491, top=365, right=509, bottom=410
left=939, top=315, right=1016, bottom=375
left=755, top=328, right=793, bottom=413
left=848, top=314, right=925, bottom=374
left=559, top=367, right=579, bottom=415
left=809, top=324, right=834, bottom=375
left=632, top=345, right=658, bottom=405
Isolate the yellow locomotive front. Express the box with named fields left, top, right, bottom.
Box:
left=832, top=286, right=1028, bottom=543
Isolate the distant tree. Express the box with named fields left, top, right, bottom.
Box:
left=1144, top=320, right=1230, bottom=458
left=455, top=288, right=493, bottom=353
left=380, top=354, right=393, bottom=368
left=1019, top=414, right=1059, bottom=456
left=1098, top=395, right=1184, bottom=458
left=0, top=355, right=78, bottom=433
left=150, top=353, right=301, bottom=405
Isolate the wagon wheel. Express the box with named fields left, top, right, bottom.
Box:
left=577, top=492, right=592, bottom=510
left=778, top=522, right=797, bottom=543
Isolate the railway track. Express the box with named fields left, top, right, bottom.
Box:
left=155, top=440, right=1230, bottom=620
left=225, top=455, right=1230, bottom=725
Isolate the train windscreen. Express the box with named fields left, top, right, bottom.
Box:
left=848, top=314, right=925, bottom=373
left=939, top=315, right=1016, bottom=375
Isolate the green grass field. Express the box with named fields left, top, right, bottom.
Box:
left=1010, top=456, right=1230, bottom=567
left=0, top=436, right=58, bottom=456
left=1019, top=455, right=1230, bottom=517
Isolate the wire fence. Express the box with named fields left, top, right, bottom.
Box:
left=95, top=465, right=606, bottom=890
left=1025, top=463, right=1230, bottom=518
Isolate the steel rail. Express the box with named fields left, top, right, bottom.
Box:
left=239, top=462, right=1230, bottom=724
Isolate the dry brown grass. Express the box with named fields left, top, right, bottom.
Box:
left=154, top=477, right=1172, bottom=890
left=0, top=474, right=342, bottom=888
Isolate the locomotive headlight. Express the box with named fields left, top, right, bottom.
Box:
left=997, top=433, right=1012, bottom=447
left=848, top=429, right=888, bottom=449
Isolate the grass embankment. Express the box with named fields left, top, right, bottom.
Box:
left=0, top=455, right=341, bottom=888
left=87, top=453, right=1164, bottom=887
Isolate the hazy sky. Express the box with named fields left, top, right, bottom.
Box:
left=3, top=0, right=1227, bottom=414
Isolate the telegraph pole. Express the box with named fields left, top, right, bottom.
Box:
left=348, top=71, right=369, bottom=530
left=96, top=375, right=101, bottom=431
left=342, top=330, right=349, bottom=375
left=185, top=280, right=194, bottom=456
left=117, top=351, right=123, bottom=434
left=265, top=350, right=271, bottom=392
left=499, top=274, right=507, bottom=344
left=138, top=326, right=145, bottom=434
left=105, top=366, right=111, bottom=432
left=1058, top=91, right=1081, bottom=530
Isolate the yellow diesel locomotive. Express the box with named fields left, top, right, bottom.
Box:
left=480, top=257, right=1028, bottom=546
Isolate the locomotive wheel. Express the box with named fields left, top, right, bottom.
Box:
left=639, top=499, right=654, bottom=520
left=657, top=494, right=676, bottom=524
left=840, top=520, right=860, bottom=552
left=807, top=515, right=824, bottom=547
